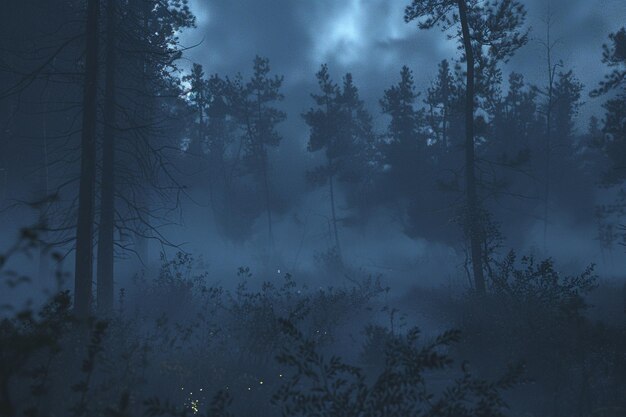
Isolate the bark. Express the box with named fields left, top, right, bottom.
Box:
left=38, top=92, right=50, bottom=283
left=97, top=0, right=117, bottom=313
left=74, top=0, right=100, bottom=318
left=261, top=154, right=274, bottom=249
left=256, top=92, right=274, bottom=248
left=543, top=14, right=556, bottom=253
left=328, top=167, right=342, bottom=261
left=457, top=0, right=486, bottom=294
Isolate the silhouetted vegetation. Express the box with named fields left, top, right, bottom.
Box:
left=1, top=0, right=626, bottom=416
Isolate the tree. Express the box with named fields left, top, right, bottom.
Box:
left=534, top=10, right=562, bottom=249
left=380, top=66, right=422, bottom=192
left=404, top=0, right=528, bottom=294
left=183, top=63, right=210, bottom=157
left=303, top=65, right=344, bottom=259
left=94, top=0, right=195, bottom=313
left=238, top=56, right=286, bottom=248
left=337, top=73, right=379, bottom=219
left=74, top=0, right=100, bottom=318
left=425, top=60, right=459, bottom=153
left=379, top=66, right=426, bottom=230
left=551, top=70, right=584, bottom=145
left=96, top=0, right=118, bottom=313
left=590, top=27, right=626, bottom=247
left=303, top=65, right=376, bottom=262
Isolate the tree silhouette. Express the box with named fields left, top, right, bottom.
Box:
left=237, top=56, right=285, bottom=249
left=74, top=0, right=100, bottom=319
left=591, top=27, right=626, bottom=248
left=404, top=0, right=528, bottom=294
left=304, top=65, right=376, bottom=262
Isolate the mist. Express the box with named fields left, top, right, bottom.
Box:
left=1, top=1, right=626, bottom=416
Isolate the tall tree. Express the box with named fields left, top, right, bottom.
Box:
left=404, top=0, right=528, bottom=294
left=424, top=60, right=458, bottom=152
left=379, top=65, right=426, bottom=228
left=240, top=56, right=285, bottom=248
left=183, top=63, right=209, bottom=157
left=552, top=70, right=584, bottom=143
left=535, top=9, right=562, bottom=249
left=303, top=65, right=345, bottom=260
left=590, top=27, right=626, bottom=246
left=74, top=0, right=100, bottom=318
left=94, top=0, right=195, bottom=312
left=304, top=65, right=376, bottom=261
left=96, top=0, right=118, bottom=313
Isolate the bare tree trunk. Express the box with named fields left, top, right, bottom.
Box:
left=97, top=0, right=117, bottom=314
left=458, top=0, right=486, bottom=294
left=74, top=0, right=100, bottom=318
left=328, top=167, right=342, bottom=261
left=543, top=9, right=557, bottom=253
left=442, top=106, right=448, bottom=150
left=134, top=0, right=152, bottom=266
left=261, top=154, right=274, bottom=249
left=38, top=91, right=50, bottom=284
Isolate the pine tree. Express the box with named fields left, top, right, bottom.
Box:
left=240, top=56, right=286, bottom=248
left=425, top=60, right=458, bottom=152
left=380, top=66, right=423, bottom=199
left=405, top=0, right=528, bottom=294
left=304, top=65, right=376, bottom=261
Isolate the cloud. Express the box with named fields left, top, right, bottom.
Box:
left=181, top=0, right=624, bottom=130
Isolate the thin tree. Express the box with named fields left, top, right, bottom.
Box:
left=241, top=57, right=285, bottom=248
left=96, top=0, right=118, bottom=313
left=425, top=60, right=457, bottom=152
left=380, top=65, right=423, bottom=225
left=404, top=0, right=528, bottom=294
left=74, top=0, right=100, bottom=318
left=534, top=6, right=562, bottom=251
left=304, top=66, right=375, bottom=262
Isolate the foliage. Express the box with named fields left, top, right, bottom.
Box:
left=272, top=319, right=522, bottom=417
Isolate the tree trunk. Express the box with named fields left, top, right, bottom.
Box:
left=457, top=0, right=486, bottom=294
left=38, top=91, right=50, bottom=284
left=261, top=154, right=274, bottom=248
left=543, top=14, right=555, bottom=253
left=97, top=0, right=117, bottom=314
left=74, top=0, right=100, bottom=318
left=328, top=165, right=342, bottom=261
left=134, top=0, right=152, bottom=266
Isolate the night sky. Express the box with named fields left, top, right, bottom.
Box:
left=181, top=0, right=625, bottom=130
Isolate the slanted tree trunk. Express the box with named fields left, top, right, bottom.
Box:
left=96, top=0, right=117, bottom=314
left=457, top=0, right=486, bottom=294
left=74, top=0, right=100, bottom=318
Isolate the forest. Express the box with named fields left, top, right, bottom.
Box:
left=1, top=0, right=626, bottom=416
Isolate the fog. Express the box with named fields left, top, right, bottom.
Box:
left=1, top=1, right=626, bottom=416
